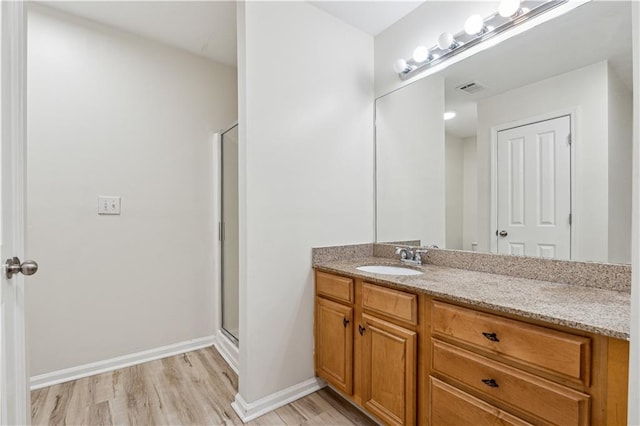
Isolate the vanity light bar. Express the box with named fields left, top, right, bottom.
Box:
left=396, top=0, right=568, bottom=81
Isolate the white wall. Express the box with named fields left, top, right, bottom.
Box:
left=237, top=1, right=374, bottom=404
left=476, top=62, right=610, bottom=262
left=629, top=2, right=639, bottom=423
left=26, top=7, right=237, bottom=375
left=462, top=136, right=478, bottom=251
left=376, top=76, right=445, bottom=247
left=445, top=133, right=463, bottom=249
left=608, top=65, right=633, bottom=264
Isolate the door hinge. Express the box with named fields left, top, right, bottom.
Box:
left=568, top=133, right=572, bottom=145
left=569, top=213, right=572, bottom=225
left=219, top=222, right=223, bottom=241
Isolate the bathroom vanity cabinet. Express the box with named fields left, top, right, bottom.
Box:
left=315, top=271, right=418, bottom=425
left=314, top=269, right=629, bottom=426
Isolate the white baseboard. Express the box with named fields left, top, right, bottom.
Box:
left=213, top=330, right=239, bottom=374
left=30, top=335, right=216, bottom=390
left=231, top=377, right=326, bottom=423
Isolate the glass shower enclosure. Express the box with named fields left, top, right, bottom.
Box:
left=220, top=123, right=239, bottom=344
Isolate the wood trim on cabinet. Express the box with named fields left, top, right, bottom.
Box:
left=589, top=334, right=629, bottom=426
left=353, top=279, right=364, bottom=405
left=418, top=294, right=430, bottom=426
left=605, top=338, right=630, bottom=425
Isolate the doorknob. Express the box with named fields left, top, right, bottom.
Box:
left=499, top=230, right=508, bottom=237
left=5, top=257, right=38, bottom=279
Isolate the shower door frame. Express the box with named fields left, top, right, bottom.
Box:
left=218, top=122, right=239, bottom=346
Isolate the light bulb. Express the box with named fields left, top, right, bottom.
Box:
left=437, top=32, right=455, bottom=50
left=498, top=0, right=521, bottom=17
left=412, top=46, right=430, bottom=63
left=464, top=14, right=485, bottom=35
left=393, top=58, right=408, bottom=74
left=444, top=111, right=457, bottom=120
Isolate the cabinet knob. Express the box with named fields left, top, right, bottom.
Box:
left=482, top=332, right=500, bottom=342
left=343, top=317, right=349, bottom=328
left=481, top=378, right=499, bottom=388
left=358, top=325, right=365, bottom=336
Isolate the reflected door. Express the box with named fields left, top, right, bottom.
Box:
left=221, top=124, right=239, bottom=342
left=497, top=116, right=571, bottom=259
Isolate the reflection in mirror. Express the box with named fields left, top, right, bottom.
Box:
left=375, top=1, right=633, bottom=264
left=377, top=76, right=445, bottom=247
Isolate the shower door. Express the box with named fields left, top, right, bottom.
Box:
left=220, top=123, right=239, bottom=343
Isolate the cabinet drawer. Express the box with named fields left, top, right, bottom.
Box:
left=430, top=376, right=532, bottom=426
left=432, top=301, right=591, bottom=383
left=316, top=272, right=353, bottom=303
left=432, top=339, right=590, bottom=426
left=362, top=283, right=417, bottom=325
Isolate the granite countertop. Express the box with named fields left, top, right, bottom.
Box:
left=314, top=257, right=630, bottom=340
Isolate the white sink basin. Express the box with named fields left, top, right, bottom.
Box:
left=356, top=265, right=423, bottom=276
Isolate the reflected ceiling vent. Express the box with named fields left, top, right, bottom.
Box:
left=456, top=80, right=487, bottom=94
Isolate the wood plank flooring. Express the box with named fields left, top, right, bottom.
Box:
left=31, top=347, right=377, bottom=425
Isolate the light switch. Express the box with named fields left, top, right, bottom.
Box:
left=98, top=196, right=121, bottom=215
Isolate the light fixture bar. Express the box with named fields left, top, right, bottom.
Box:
left=398, top=0, right=568, bottom=81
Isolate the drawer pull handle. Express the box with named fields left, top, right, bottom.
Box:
left=359, top=325, right=365, bottom=336
left=343, top=317, right=349, bottom=328
left=481, top=378, right=499, bottom=388
left=482, top=332, right=500, bottom=342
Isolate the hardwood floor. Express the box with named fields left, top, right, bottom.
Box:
left=31, top=347, right=377, bottom=425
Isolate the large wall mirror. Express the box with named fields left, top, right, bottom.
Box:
left=376, top=1, right=633, bottom=264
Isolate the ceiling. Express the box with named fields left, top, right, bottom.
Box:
left=309, top=1, right=425, bottom=36
left=40, top=1, right=238, bottom=66
left=40, top=0, right=426, bottom=67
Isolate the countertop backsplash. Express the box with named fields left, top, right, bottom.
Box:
left=373, top=244, right=631, bottom=293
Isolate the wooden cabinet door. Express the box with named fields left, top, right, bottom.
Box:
left=315, top=297, right=354, bottom=394
left=361, top=314, right=416, bottom=426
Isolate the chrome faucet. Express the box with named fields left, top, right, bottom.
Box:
left=395, top=247, right=429, bottom=266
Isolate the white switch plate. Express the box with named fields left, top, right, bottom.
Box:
left=98, top=196, right=121, bottom=215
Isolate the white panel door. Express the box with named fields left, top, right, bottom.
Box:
left=497, top=116, right=571, bottom=259
left=0, top=1, right=30, bottom=424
